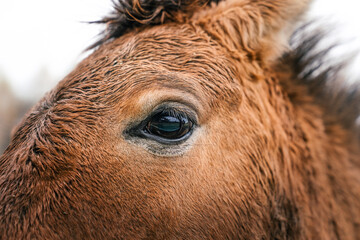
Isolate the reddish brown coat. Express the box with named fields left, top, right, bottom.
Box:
left=1, top=0, right=359, bottom=239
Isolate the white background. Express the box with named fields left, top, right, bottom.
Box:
left=0, top=0, right=359, bottom=102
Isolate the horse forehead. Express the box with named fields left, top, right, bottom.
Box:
left=106, top=25, right=226, bottom=65
left=110, top=27, right=237, bottom=86
left=50, top=25, right=239, bottom=113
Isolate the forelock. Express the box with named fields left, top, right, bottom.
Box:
left=89, top=0, right=221, bottom=49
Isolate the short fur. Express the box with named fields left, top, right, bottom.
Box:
left=0, top=0, right=359, bottom=239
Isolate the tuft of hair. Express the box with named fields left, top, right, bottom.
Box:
left=284, top=22, right=360, bottom=140
left=88, top=0, right=220, bottom=49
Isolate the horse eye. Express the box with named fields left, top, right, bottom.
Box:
left=144, top=110, right=194, bottom=141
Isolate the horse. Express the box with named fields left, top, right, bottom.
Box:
left=1, top=0, right=359, bottom=239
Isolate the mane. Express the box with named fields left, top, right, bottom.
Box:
left=89, top=0, right=220, bottom=49
left=284, top=23, right=360, bottom=140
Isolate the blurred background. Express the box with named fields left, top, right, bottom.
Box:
left=0, top=0, right=360, bottom=154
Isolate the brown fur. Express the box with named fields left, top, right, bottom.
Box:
left=0, top=0, right=359, bottom=239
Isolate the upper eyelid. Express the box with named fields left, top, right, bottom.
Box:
left=127, top=88, right=203, bottom=125
left=144, top=102, right=198, bottom=123
left=140, top=106, right=197, bottom=129
left=152, top=106, right=196, bottom=119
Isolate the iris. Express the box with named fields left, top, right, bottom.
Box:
left=145, top=109, right=193, bottom=140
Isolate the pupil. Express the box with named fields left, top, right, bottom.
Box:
left=155, top=116, right=181, bottom=132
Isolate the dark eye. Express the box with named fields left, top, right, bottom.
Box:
left=125, top=106, right=197, bottom=145
left=143, top=109, right=194, bottom=142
